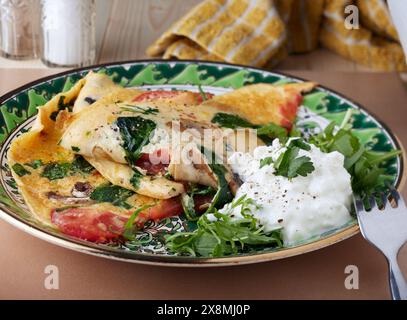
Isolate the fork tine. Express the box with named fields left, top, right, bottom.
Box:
left=385, top=182, right=406, bottom=209
left=368, top=195, right=377, bottom=211
left=353, top=194, right=364, bottom=213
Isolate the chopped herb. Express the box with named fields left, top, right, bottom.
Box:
left=130, top=170, right=143, bottom=189
left=71, top=155, right=94, bottom=174
left=116, top=116, right=157, bottom=165
left=211, top=113, right=253, bottom=129
left=40, top=156, right=94, bottom=180
left=121, top=105, right=159, bottom=115
left=259, top=157, right=273, bottom=169
left=40, top=162, right=71, bottom=180
left=24, top=159, right=43, bottom=169
left=273, top=139, right=314, bottom=179
left=211, top=112, right=288, bottom=144
left=90, top=184, right=134, bottom=209
left=12, top=163, right=31, bottom=177
left=71, top=146, right=80, bottom=152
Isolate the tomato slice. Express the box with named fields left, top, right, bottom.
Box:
left=136, top=197, right=183, bottom=226
left=51, top=208, right=127, bottom=243
left=133, top=90, right=213, bottom=104
left=135, top=149, right=170, bottom=175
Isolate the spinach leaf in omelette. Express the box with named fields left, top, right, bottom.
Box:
left=116, top=116, right=157, bottom=165
left=40, top=156, right=94, bottom=180
left=90, top=184, right=134, bottom=209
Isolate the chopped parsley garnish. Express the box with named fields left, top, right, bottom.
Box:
left=24, top=159, right=43, bottom=169
left=259, top=157, right=273, bottom=169
left=166, top=195, right=282, bottom=257
left=272, top=139, right=315, bottom=179
left=90, top=184, right=134, bottom=209
left=12, top=163, right=31, bottom=177
left=309, top=112, right=401, bottom=194
left=71, top=146, right=80, bottom=152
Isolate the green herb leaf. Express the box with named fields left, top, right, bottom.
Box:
left=122, top=204, right=154, bottom=240
left=309, top=120, right=401, bottom=194
left=116, top=116, right=157, bottom=165
left=165, top=196, right=283, bottom=257
left=40, top=162, right=71, bottom=180
left=71, top=155, right=94, bottom=174
left=24, top=159, right=43, bottom=169
left=259, top=157, right=273, bottom=168
left=211, top=112, right=288, bottom=144
left=273, top=140, right=315, bottom=179
left=90, top=184, right=134, bottom=209
left=71, top=146, right=80, bottom=152
left=12, top=163, right=31, bottom=177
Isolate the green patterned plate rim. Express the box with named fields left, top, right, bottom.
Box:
left=0, top=60, right=403, bottom=267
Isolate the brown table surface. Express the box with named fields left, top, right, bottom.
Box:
left=0, top=69, right=406, bottom=300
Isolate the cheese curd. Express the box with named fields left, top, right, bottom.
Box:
left=222, top=139, right=353, bottom=245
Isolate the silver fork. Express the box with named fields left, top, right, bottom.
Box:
left=353, top=186, right=407, bottom=300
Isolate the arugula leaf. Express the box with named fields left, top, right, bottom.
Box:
left=90, top=184, right=134, bottom=209
left=122, top=204, right=154, bottom=240
left=116, top=116, right=157, bottom=164
left=201, top=147, right=234, bottom=213
left=197, top=85, right=208, bottom=101
left=165, top=196, right=283, bottom=257
left=272, top=140, right=315, bottom=179
left=12, top=163, right=31, bottom=177
left=309, top=119, right=401, bottom=194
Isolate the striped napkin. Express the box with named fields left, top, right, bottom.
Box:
left=147, top=0, right=406, bottom=71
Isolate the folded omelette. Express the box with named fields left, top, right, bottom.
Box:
left=8, top=72, right=316, bottom=243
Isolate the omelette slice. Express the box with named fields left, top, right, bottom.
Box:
left=202, top=82, right=317, bottom=129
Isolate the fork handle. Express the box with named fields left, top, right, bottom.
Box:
left=388, top=255, right=407, bottom=300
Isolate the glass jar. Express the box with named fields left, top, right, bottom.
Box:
left=40, top=0, right=96, bottom=67
left=0, top=0, right=40, bottom=59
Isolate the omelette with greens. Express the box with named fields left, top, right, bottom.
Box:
left=7, top=72, right=400, bottom=256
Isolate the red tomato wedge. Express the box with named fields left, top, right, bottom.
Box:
left=133, top=90, right=213, bottom=104
left=135, top=149, right=170, bottom=175
left=136, top=194, right=213, bottom=226
left=51, top=195, right=214, bottom=242
left=279, top=90, right=303, bottom=130
left=51, top=208, right=127, bottom=243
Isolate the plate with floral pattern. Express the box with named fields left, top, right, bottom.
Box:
left=0, top=60, right=404, bottom=266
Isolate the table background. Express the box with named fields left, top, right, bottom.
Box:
left=0, top=0, right=378, bottom=72
left=0, top=68, right=406, bottom=299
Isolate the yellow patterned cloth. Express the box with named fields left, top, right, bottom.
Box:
left=147, top=0, right=406, bottom=71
